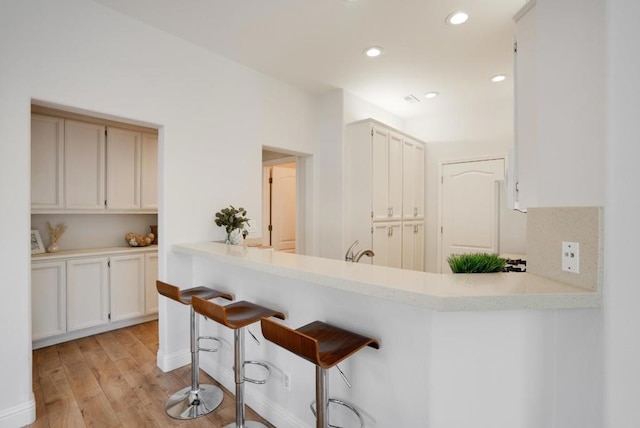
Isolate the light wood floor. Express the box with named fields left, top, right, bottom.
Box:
left=27, top=321, right=275, bottom=427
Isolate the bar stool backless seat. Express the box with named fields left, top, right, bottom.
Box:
left=156, top=280, right=233, bottom=419
left=192, top=297, right=285, bottom=428
left=261, top=319, right=380, bottom=428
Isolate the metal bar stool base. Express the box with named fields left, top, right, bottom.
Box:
left=165, top=383, right=224, bottom=420
left=223, top=422, right=269, bottom=428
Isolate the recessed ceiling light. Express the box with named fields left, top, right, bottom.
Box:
left=425, top=91, right=439, bottom=99
left=491, top=74, right=507, bottom=82
left=364, top=46, right=383, bottom=57
left=446, top=11, right=469, bottom=25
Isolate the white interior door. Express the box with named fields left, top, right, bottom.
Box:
left=440, top=158, right=505, bottom=273
left=271, top=163, right=296, bottom=252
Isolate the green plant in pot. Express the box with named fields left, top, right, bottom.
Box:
left=447, top=252, right=507, bottom=273
left=214, top=205, right=250, bottom=245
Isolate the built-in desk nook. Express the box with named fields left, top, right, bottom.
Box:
left=167, top=242, right=602, bottom=427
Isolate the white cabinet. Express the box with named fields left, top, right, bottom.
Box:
left=67, top=257, right=110, bottom=331
left=513, top=1, right=537, bottom=211
left=106, top=127, right=141, bottom=210
left=31, top=115, right=65, bottom=210
left=402, top=138, right=425, bottom=219
left=65, top=120, right=107, bottom=211
left=31, top=260, right=66, bottom=340
left=141, top=133, right=158, bottom=210
left=372, top=222, right=402, bottom=268
left=345, top=119, right=426, bottom=270
left=371, top=127, right=403, bottom=221
left=109, top=254, right=145, bottom=322
left=402, top=222, right=425, bottom=271
left=144, top=252, right=159, bottom=314
left=32, top=248, right=158, bottom=347
left=31, top=114, right=157, bottom=213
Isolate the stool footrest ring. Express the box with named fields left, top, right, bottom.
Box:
left=310, top=398, right=365, bottom=428
left=198, top=336, right=222, bottom=353
left=243, top=360, right=271, bottom=384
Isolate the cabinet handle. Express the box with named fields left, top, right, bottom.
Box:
left=414, top=207, right=418, bottom=217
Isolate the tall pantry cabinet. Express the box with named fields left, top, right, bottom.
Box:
left=345, top=120, right=425, bottom=270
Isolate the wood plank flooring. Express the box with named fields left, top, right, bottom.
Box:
left=28, top=321, right=275, bottom=428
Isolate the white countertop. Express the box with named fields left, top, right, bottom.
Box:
left=32, top=245, right=158, bottom=261
left=173, top=242, right=602, bottom=311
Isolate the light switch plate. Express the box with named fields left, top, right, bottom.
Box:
left=562, top=241, right=580, bottom=274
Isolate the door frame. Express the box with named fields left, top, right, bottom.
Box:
left=436, top=153, right=508, bottom=273
left=262, top=155, right=299, bottom=249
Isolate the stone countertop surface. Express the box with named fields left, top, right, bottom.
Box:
left=173, top=242, right=602, bottom=312
left=32, top=245, right=158, bottom=261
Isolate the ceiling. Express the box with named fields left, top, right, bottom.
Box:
left=93, top=0, right=526, bottom=122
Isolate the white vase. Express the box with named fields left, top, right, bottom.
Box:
left=227, top=228, right=244, bottom=245
left=47, top=242, right=59, bottom=253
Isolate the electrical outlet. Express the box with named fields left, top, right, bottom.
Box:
left=283, top=372, right=292, bottom=392
left=562, top=241, right=580, bottom=274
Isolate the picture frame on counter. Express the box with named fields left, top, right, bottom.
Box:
left=31, top=230, right=45, bottom=254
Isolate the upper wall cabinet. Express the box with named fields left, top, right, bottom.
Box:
left=31, top=114, right=158, bottom=213
left=402, top=138, right=425, bottom=219
left=31, top=115, right=65, bottom=210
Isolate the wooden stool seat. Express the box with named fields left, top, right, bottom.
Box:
left=261, top=318, right=379, bottom=428
left=192, top=297, right=285, bottom=428
left=155, top=280, right=233, bottom=420
left=261, top=319, right=379, bottom=369
left=157, top=282, right=233, bottom=305
left=192, top=299, right=286, bottom=329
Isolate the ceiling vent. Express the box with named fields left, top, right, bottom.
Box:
left=403, top=94, right=421, bottom=104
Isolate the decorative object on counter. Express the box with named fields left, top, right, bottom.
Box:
left=214, top=205, right=250, bottom=245
left=124, top=231, right=155, bottom=247
left=46, top=221, right=67, bottom=253
left=149, top=225, right=158, bottom=245
left=447, top=252, right=507, bottom=273
left=31, top=230, right=46, bottom=255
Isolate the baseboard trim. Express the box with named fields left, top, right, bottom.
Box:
left=157, top=348, right=190, bottom=372
left=0, top=394, right=36, bottom=428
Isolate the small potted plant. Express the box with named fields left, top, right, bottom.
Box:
left=214, top=205, right=250, bottom=245
left=46, top=221, right=67, bottom=253
left=447, top=252, right=507, bottom=273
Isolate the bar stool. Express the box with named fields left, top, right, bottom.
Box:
left=156, top=280, right=233, bottom=419
left=260, top=318, right=379, bottom=428
left=192, top=296, right=285, bottom=428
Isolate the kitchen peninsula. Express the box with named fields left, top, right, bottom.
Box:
left=169, top=242, right=602, bottom=428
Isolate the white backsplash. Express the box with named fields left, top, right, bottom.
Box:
left=526, top=207, right=603, bottom=291
left=31, top=214, right=158, bottom=251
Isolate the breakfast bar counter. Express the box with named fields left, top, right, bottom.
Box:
left=172, top=241, right=601, bottom=311
left=167, top=241, right=603, bottom=428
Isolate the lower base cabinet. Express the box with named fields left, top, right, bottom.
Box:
left=31, top=260, right=67, bottom=340
left=372, top=222, right=403, bottom=268
left=31, top=249, right=157, bottom=346
left=402, top=221, right=425, bottom=271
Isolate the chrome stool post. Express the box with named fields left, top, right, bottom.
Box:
left=192, top=297, right=285, bottom=428
left=156, top=280, right=233, bottom=420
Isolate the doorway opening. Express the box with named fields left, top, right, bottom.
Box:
left=262, top=149, right=298, bottom=253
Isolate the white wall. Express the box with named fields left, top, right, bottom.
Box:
left=0, top=0, right=317, bottom=425
left=604, top=0, right=640, bottom=426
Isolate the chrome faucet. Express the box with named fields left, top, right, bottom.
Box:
left=345, top=240, right=375, bottom=263
left=345, top=240, right=359, bottom=262
left=354, top=249, right=375, bottom=263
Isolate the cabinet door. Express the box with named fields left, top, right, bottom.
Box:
left=402, top=222, right=425, bottom=271
left=65, top=120, right=106, bottom=210
left=106, top=127, right=141, bottom=210
left=144, top=252, right=159, bottom=315
left=402, top=139, right=425, bottom=219
left=31, top=115, right=64, bottom=210
left=388, top=133, right=403, bottom=221
left=110, top=254, right=145, bottom=322
left=31, top=260, right=66, bottom=340
left=371, top=126, right=390, bottom=221
left=67, top=257, right=109, bottom=331
left=372, top=222, right=402, bottom=268
left=140, top=133, right=158, bottom=210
